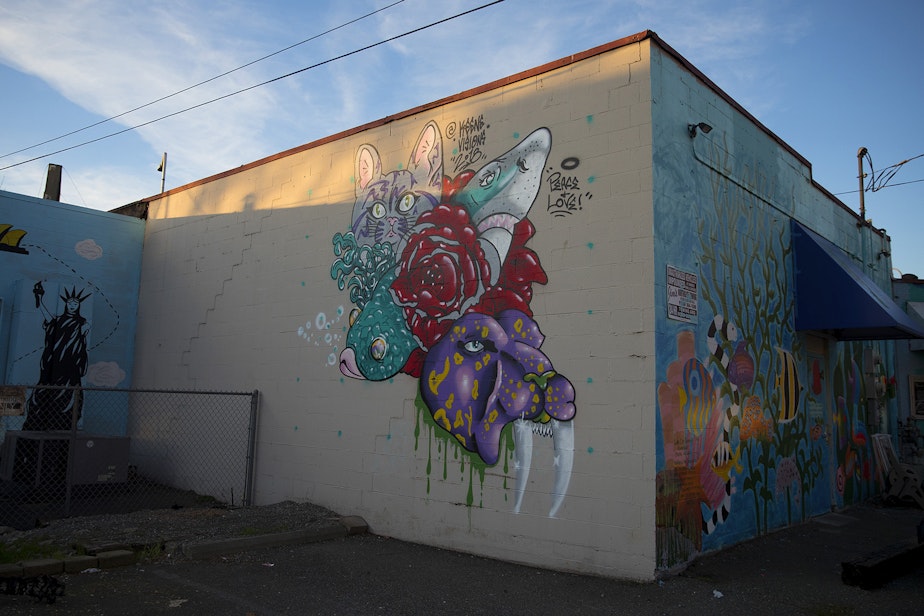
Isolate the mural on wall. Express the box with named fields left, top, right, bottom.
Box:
left=656, top=142, right=835, bottom=568
left=22, top=283, right=91, bottom=431
left=3, top=223, right=133, bottom=438
left=0, top=223, right=29, bottom=254
left=830, top=343, right=876, bottom=507
left=329, top=122, right=577, bottom=516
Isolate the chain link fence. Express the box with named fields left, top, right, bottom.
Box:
left=0, top=386, right=258, bottom=530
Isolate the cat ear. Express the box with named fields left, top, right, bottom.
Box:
left=355, top=145, right=381, bottom=195
left=408, top=121, right=443, bottom=190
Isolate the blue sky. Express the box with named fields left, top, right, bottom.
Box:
left=1, top=0, right=922, bottom=275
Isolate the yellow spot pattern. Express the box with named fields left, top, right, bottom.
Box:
left=433, top=408, right=451, bottom=431
left=428, top=356, right=450, bottom=395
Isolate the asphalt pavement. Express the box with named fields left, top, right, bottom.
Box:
left=2, top=501, right=922, bottom=615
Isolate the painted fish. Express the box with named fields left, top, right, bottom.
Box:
left=811, top=359, right=824, bottom=395
left=727, top=340, right=755, bottom=390
left=679, top=358, right=714, bottom=436
left=338, top=268, right=419, bottom=381
left=810, top=423, right=823, bottom=441
left=775, top=348, right=803, bottom=423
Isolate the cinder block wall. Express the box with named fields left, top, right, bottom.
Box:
left=134, top=39, right=657, bottom=579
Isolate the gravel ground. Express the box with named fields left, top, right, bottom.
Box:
left=0, top=501, right=341, bottom=560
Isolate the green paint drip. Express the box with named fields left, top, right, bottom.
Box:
left=413, top=391, right=505, bottom=509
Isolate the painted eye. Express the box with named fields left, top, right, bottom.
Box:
left=463, top=340, right=485, bottom=353
left=478, top=169, right=496, bottom=188
left=397, top=192, right=417, bottom=213
left=370, top=201, right=387, bottom=219
left=370, top=336, right=388, bottom=361
left=349, top=308, right=360, bottom=327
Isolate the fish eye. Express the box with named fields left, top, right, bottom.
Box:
left=370, top=201, right=387, bottom=219
left=370, top=336, right=388, bottom=361
left=349, top=308, right=360, bottom=327
left=397, top=193, right=417, bottom=213
left=478, top=165, right=498, bottom=188
left=463, top=340, right=485, bottom=353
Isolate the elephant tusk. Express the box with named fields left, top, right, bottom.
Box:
left=549, top=419, right=574, bottom=518
left=512, top=418, right=533, bottom=514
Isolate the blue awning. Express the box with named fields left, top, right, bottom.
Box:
left=791, top=220, right=924, bottom=340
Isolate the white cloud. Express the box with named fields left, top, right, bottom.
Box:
left=0, top=0, right=294, bottom=191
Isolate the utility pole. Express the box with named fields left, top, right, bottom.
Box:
left=157, top=152, right=167, bottom=193
left=857, top=147, right=867, bottom=224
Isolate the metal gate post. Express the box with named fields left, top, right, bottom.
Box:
left=243, top=389, right=260, bottom=506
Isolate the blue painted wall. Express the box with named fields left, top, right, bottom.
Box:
left=649, top=48, right=885, bottom=569
left=0, top=190, right=144, bottom=437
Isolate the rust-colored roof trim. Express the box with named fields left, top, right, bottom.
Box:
left=138, top=29, right=864, bottom=228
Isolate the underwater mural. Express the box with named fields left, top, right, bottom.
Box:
left=330, top=122, right=576, bottom=516
left=830, top=343, right=876, bottom=507
left=655, top=142, right=838, bottom=568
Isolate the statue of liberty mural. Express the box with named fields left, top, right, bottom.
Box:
left=23, top=283, right=91, bottom=431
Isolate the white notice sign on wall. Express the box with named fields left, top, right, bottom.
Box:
left=667, top=265, right=698, bottom=323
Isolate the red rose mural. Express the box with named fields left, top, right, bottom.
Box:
left=392, top=204, right=491, bottom=349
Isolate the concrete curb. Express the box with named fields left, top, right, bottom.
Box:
left=1, top=516, right=368, bottom=578
left=183, top=515, right=368, bottom=559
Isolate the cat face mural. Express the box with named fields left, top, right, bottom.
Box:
left=330, top=124, right=575, bottom=517
left=351, top=121, right=443, bottom=250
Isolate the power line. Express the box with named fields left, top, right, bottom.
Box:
left=833, top=152, right=924, bottom=195
left=0, top=0, right=504, bottom=172
left=864, top=151, right=923, bottom=193
left=834, top=177, right=924, bottom=195
left=0, top=0, right=405, bottom=160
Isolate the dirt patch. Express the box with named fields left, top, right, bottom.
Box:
left=0, top=500, right=341, bottom=562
